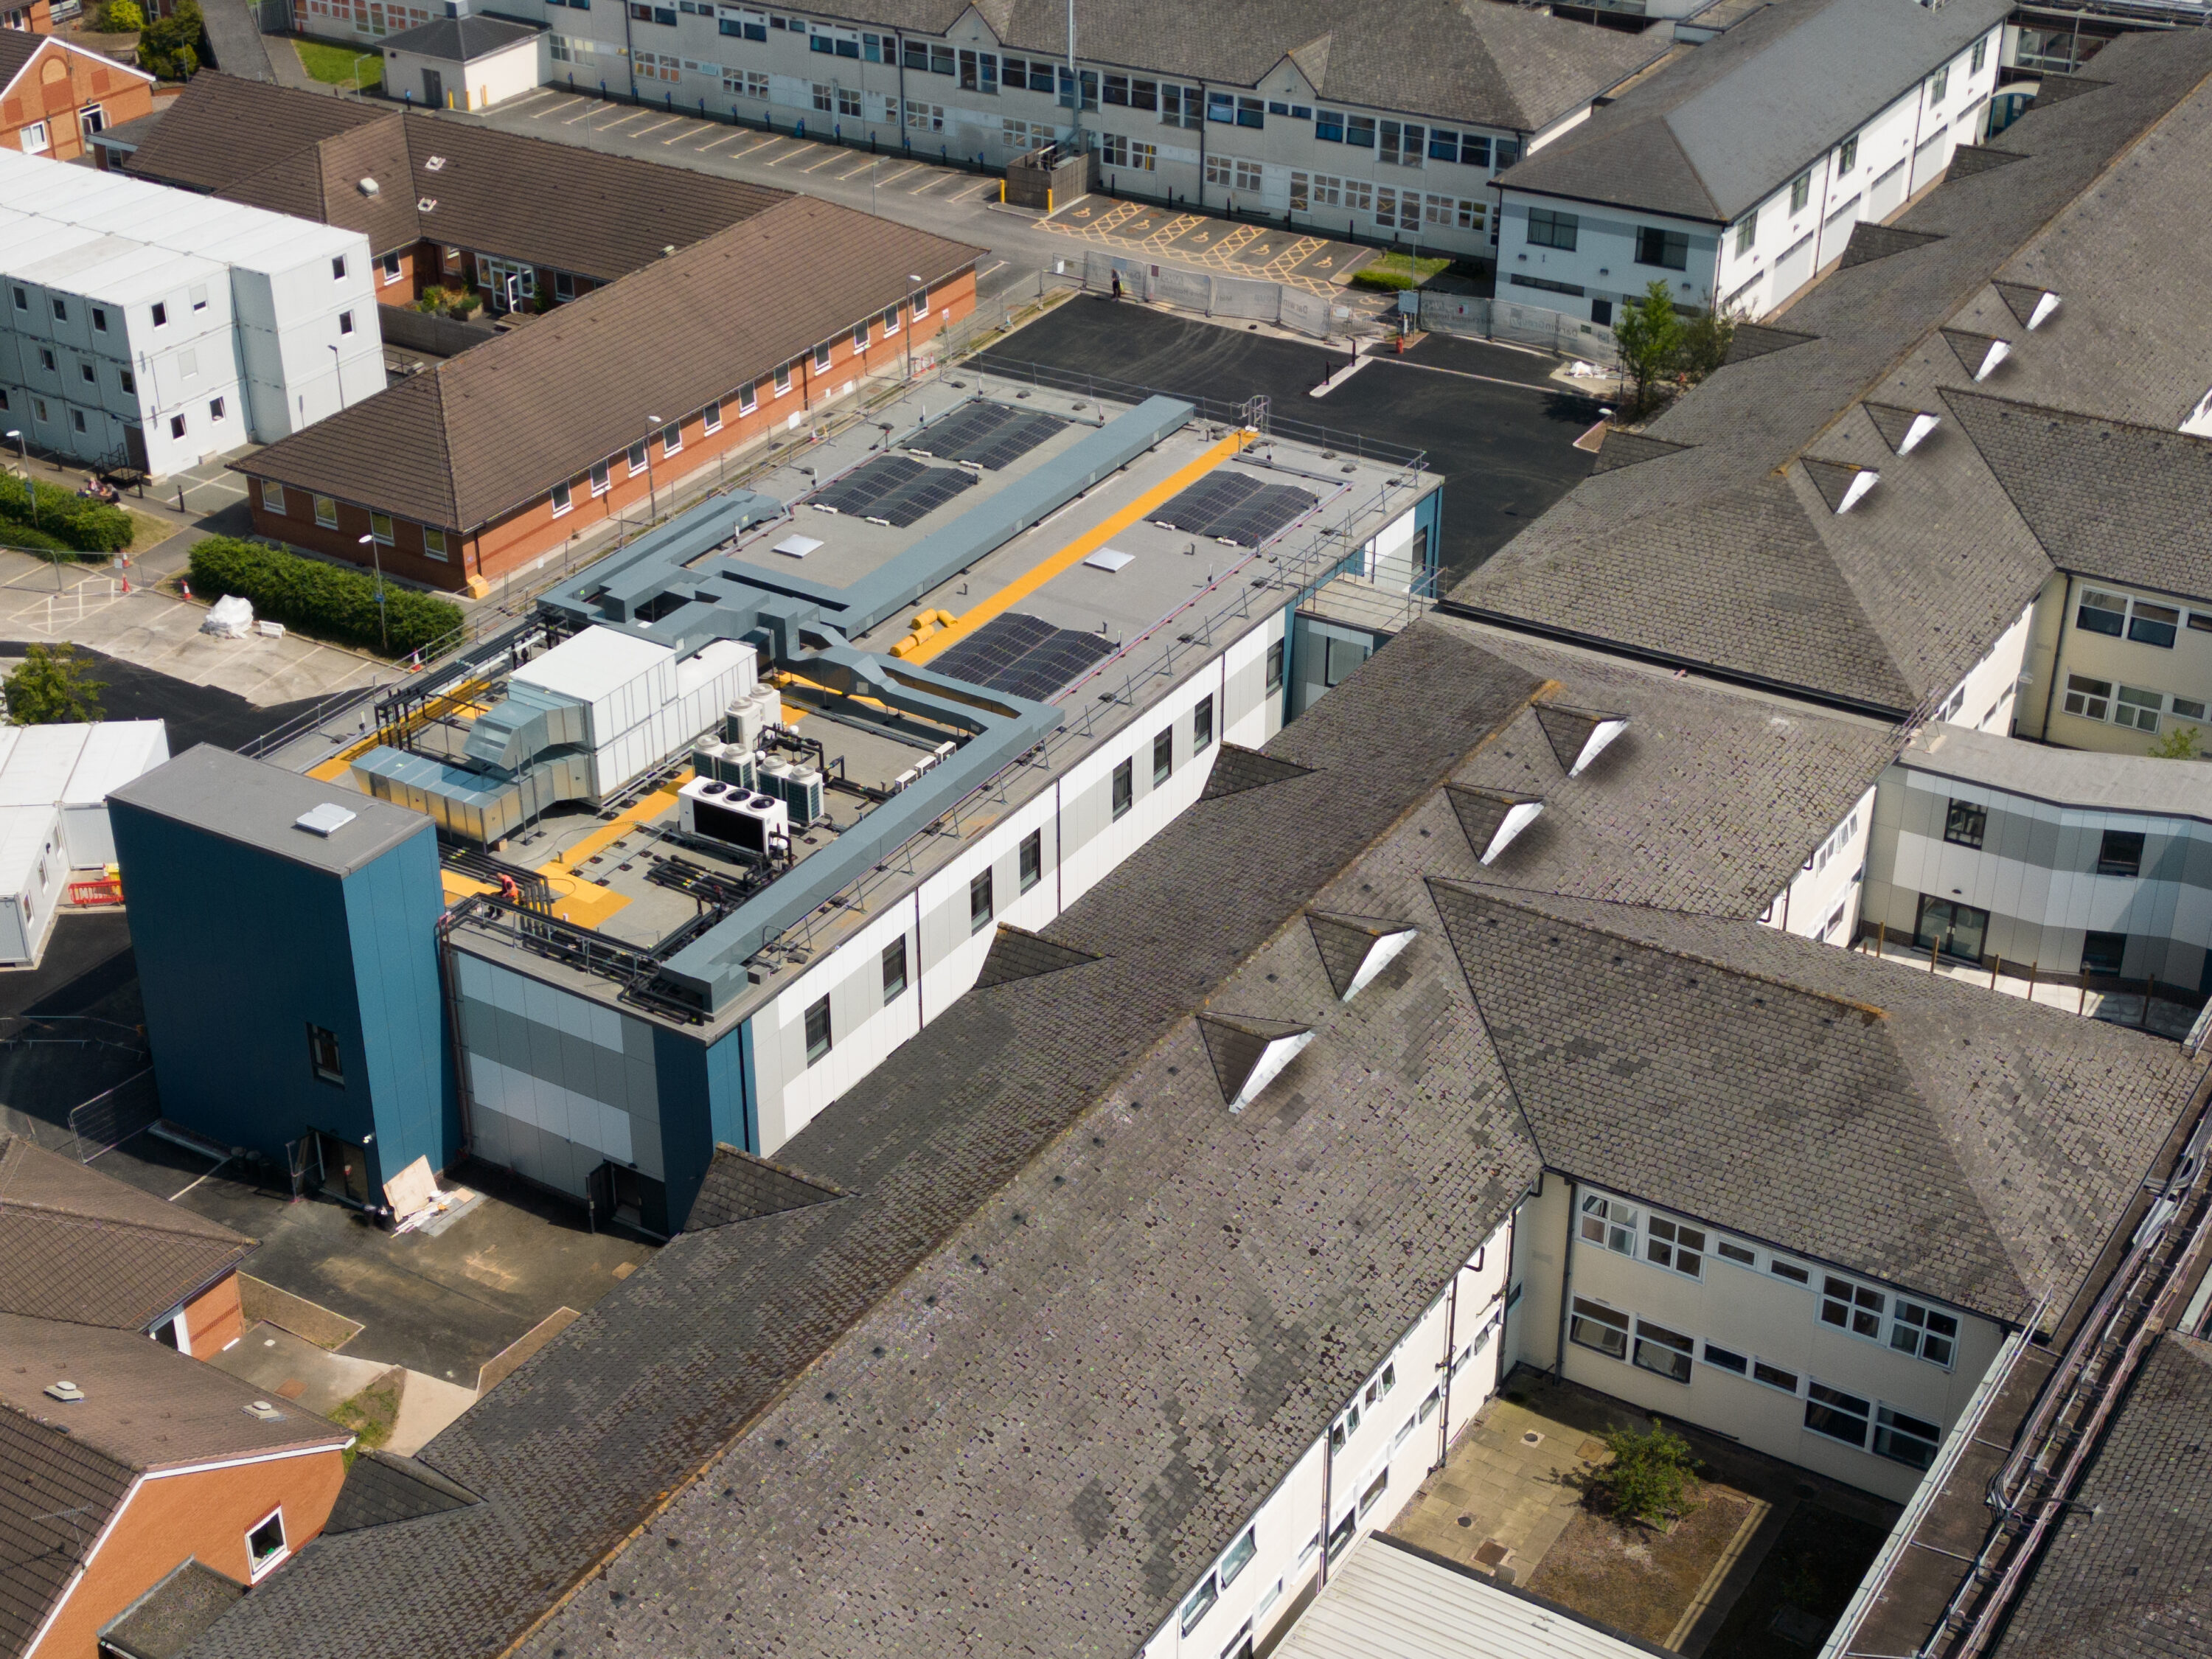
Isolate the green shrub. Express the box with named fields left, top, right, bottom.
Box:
left=1595, top=1418, right=1698, bottom=1526
left=137, top=0, right=201, bottom=80
left=4, top=644, right=106, bottom=725
left=97, top=0, right=145, bottom=29
left=0, top=518, right=74, bottom=555
left=1349, top=267, right=1416, bottom=293
left=187, top=536, right=465, bottom=658
left=0, top=477, right=130, bottom=553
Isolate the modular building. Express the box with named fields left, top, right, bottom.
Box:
left=122, top=377, right=1440, bottom=1234
left=0, top=147, right=380, bottom=476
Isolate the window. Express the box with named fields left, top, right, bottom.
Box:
left=2076, top=589, right=2127, bottom=636
left=77, top=361, right=96, bottom=387
left=1875, top=1404, right=1941, bottom=1470
left=1018, top=828, right=1042, bottom=893
left=2098, top=829, right=2145, bottom=877
left=880, top=305, right=899, bottom=336
left=969, top=868, right=993, bottom=933
left=1579, top=1193, right=1638, bottom=1255
left=338, top=311, right=355, bottom=336
left=1180, top=1573, right=1218, bottom=1636
left=1193, top=695, right=1213, bottom=751
left=1326, top=1510, right=1356, bottom=1560
left=1379, top=119, right=1421, bottom=165
left=551, top=481, right=573, bottom=517
left=1568, top=1297, right=1629, bottom=1360
left=852, top=319, right=869, bottom=351
left=1635, top=226, right=1689, bottom=270
left=590, top=461, right=610, bottom=496
left=1345, top=114, right=1376, bottom=147
left=71, top=410, right=86, bottom=434
left=1219, top=1527, right=1256, bottom=1588
left=913, top=287, right=930, bottom=321
left=1806, top=1382, right=1872, bottom=1447
left=307, top=1025, right=344, bottom=1084
left=2062, top=673, right=2111, bottom=721
left=1633, top=1319, right=1694, bottom=1383
left=1837, top=133, right=1859, bottom=173
left=91, top=307, right=108, bottom=333
left=332, top=254, right=349, bottom=280
left=119, top=371, right=133, bottom=394
left=1753, top=1358, right=1801, bottom=1394
left=1323, top=636, right=1363, bottom=687
left=1152, top=728, right=1172, bottom=786
left=260, top=480, right=286, bottom=514
left=314, top=496, right=338, bottom=529
left=2128, top=602, right=2180, bottom=647
left=1930, top=66, right=1950, bottom=104
left=1526, top=207, right=1578, bottom=250
left=813, top=342, right=832, bottom=372
left=703, top=400, right=722, bottom=435
left=1358, top=1465, right=1389, bottom=1516
left=169, top=414, right=187, bottom=439
left=380, top=252, right=402, bottom=285
left=246, top=1509, right=289, bottom=1579
left=151, top=302, right=167, bottom=327
left=1769, top=1256, right=1811, bottom=1286
left=1821, top=1275, right=1886, bottom=1340
left=1789, top=171, right=1812, bottom=213
left=738, top=383, right=758, bottom=417
left=1717, top=1238, right=1757, bottom=1267
left=1943, top=799, right=1987, bottom=849
left=804, top=996, right=832, bottom=1065
left=775, top=364, right=792, bottom=396
left=661, top=422, right=683, bottom=456
left=1111, top=758, right=1133, bottom=820
left=2082, top=930, right=2127, bottom=976
left=209, top=397, right=226, bottom=422
left=1329, top=1402, right=1360, bottom=1450
left=423, top=529, right=448, bottom=562
left=881, top=936, right=908, bottom=1003
left=1891, top=1299, right=1958, bottom=1366
left=1703, top=1341, right=1749, bottom=1375
left=1971, top=36, right=1988, bottom=74
left=37, top=347, right=55, bottom=372
left=1645, top=1216, right=1705, bottom=1279
left=1265, top=640, right=1284, bottom=692
left=628, top=440, right=648, bottom=474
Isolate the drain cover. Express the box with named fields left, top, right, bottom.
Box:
left=1475, top=1540, right=1510, bottom=1568
left=1522, top=1430, right=1544, bottom=1446
left=1455, top=1514, right=1474, bottom=1528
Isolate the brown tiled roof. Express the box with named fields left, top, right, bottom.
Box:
left=0, top=1315, right=348, bottom=1659
left=0, top=1133, right=253, bottom=1334
left=125, top=74, right=787, bottom=279
left=234, top=197, right=985, bottom=532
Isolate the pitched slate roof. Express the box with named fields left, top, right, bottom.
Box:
left=1448, top=27, right=2212, bottom=717
left=1496, top=0, right=2009, bottom=221
left=0, top=1133, right=253, bottom=1334
left=232, top=198, right=984, bottom=532
left=0, top=1316, right=348, bottom=1659
left=377, top=12, right=540, bottom=61
left=97, top=1559, right=246, bottom=1659
left=1993, top=1331, right=2212, bottom=1658
left=125, top=74, right=785, bottom=279
left=1430, top=886, right=2192, bottom=1318
left=321, top=1450, right=479, bottom=1535
left=179, top=616, right=1916, bottom=1659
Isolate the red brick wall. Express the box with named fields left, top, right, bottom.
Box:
left=2, top=1, right=55, bottom=36
left=1, top=41, right=150, bottom=160
left=183, top=1272, right=244, bottom=1360
left=239, top=272, right=978, bottom=594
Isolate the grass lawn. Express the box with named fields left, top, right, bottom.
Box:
left=1349, top=251, right=1453, bottom=292
left=295, top=38, right=383, bottom=89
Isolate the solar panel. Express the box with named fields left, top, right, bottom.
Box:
left=910, top=401, right=1070, bottom=470
left=808, top=454, right=975, bottom=526
left=1151, top=470, right=1318, bottom=547
left=930, top=611, right=1116, bottom=703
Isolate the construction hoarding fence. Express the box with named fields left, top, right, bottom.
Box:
left=1400, top=291, right=1619, bottom=364
left=1079, top=252, right=1347, bottom=339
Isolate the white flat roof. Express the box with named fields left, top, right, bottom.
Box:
left=62, top=721, right=168, bottom=809
left=1271, top=1538, right=1658, bottom=1659
left=509, top=626, right=674, bottom=705
left=0, top=726, right=92, bottom=808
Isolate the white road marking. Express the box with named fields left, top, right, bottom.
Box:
left=766, top=142, right=821, bottom=166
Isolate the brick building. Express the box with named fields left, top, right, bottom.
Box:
left=231, top=198, right=979, bottom=591
left=1, top=31, right=150, bottom=160
left=1, top=1, right=50, bottom=37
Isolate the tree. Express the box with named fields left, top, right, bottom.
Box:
left=1594, top=1417, right=1698, bottom=1526
left=2151, top=724, right=2201, bottom=761
left=1613, top=280, right=1684, bottom=418
left=1677, top=305, right=1738, bottom=384
left=97, top=0, right=145, bottom=29
left=4, top=644, right=106, bottom=726
left=137, top=0, right=202, bottom=81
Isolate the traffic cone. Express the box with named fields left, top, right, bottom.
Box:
left=181, top=580, right=190, bottom=599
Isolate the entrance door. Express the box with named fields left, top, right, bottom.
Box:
left=481, top=258, right=535, bottom=315
left=1915, top=894, right=1989, bottom=964
left=313, top=1130, right=373, bottom=1208
left=422, top=68, right=444, bottom=108
left=122, top=423, right=147, bottom=472
left=78, top=105, right=105, bottom=139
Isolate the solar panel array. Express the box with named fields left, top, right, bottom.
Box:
left=808, top=454, right=977, bottom=527
left=929, top=611, right=1117, bottom=704
left=1152, top=470, right=1318, bottom=547
left=910, top=401, right=1071, bottom=470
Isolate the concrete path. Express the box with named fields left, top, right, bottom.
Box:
left=210, top=1321, right=394, bottom=1416
left=1388, top=1396, right=1603, bottom=1587
left=386, top=1369, right=479, bottom=1456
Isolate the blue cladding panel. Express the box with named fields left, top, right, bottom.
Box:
left=341, top=828, right=457, bottom=1179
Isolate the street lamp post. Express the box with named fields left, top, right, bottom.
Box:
left=905, top=275, right=922, bottom=381
left=358, top=531, right=389, bottom=653
left=645, top=416, right=663, bottom=518
left=330, top=341, right=347, bottom=414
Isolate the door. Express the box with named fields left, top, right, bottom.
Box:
left=422, top=68, right=444, bottom=108
left=1916, top=894, right=1989, bottom=964
left=313, top=1130, right=373, bottom=1208
left=78, top=105, right=105, bottom=138
left=122, top=423, right=147, bottom=472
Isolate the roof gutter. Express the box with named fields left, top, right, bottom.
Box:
left=1433, top=598, right=1913, bottom=723
left=1491, top=179, right=1726, bottom=226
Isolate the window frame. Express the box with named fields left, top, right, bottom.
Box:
left=1644, top=1214, right=1705, bottom=1280
left=1111, top=758, right=1133, bottom=820
left=1568, top=1296, right=1629, bottom=1361
left=422, top=528, right=448, bottom=563
left=1152, top=728, right=1172, bottom=786
left=313, top=495, right=339, bottom=529
left=1578, top=1192, right=1638, bottom=1256
left=804, top=995, right=832, bottom=1065
left=2098, top=828, right=2146, bottom=877
left=260, top=479, right=286, bottom=514
left=1193, top=694, right=1214, bottom=751
left=1632, top=1318, right=1695, bottom=1384
left=1018, top=828, right=1042, bottom=893
left=1805, top=1380, right=1873, bottom=1448
left=307, top=1023, right=344, bottom=1085
left=1526, top=206, right=1579, bottom=251
left=1874, top=1403, right=1942, bottom=1470
left=1942, top=798, right=1987, bottom=849
left=550, top=481, right=574, bottom=518
left=245, top=1506, right=290, bottom=1582
left=880, top=935, right=908, bottom=1003
left=968, top=867, right=994, bottom=933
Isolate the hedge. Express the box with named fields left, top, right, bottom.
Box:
left=0, top=477, right=131, bottom=553
left=0, top=518, right=72, bottom=555
left=187, top=537, right=465, bottom=658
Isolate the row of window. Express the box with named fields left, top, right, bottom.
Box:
left=2062, top=672, right=2205, bottom=737
left=12, top=102, right=109, bottom=157
left=1291, top=174, right=1486, bottom=234
left=1944, top=801, right=2150, bottom=881
left=259, top=481, right=451, bottom=560
left=0, top=385, right=229, bottom=444
left=1912, top=894, right=2139, bottom=979
left=801, top=692, right=1227, bottom=1068
left=1804, top=808, right=1863, bottom=875
left=2075, top=588, right=2211, bottom=651
left=1577, top=1193, right=1958, bottom=1367
left=1568, top=1296, right=1944, bottom=1470
left=1520, top=209, right=1689, bottom=271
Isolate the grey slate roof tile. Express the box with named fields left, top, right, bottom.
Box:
left=683, top=1144, right=845, bottom=1231
left=321, top=1450, right=480, bottom=1535
left=97, top=1559, right=246, bottom=1659
left=1838, top=223, right=1947, bottom=268
left=973, top=925, right=1102, bottom=988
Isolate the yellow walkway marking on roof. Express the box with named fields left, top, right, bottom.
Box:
left=905, top=428, right=1251, bottom=667
left=307, top=681, right=498, bottom=783
left=536, top=775, right=691, bottom=880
